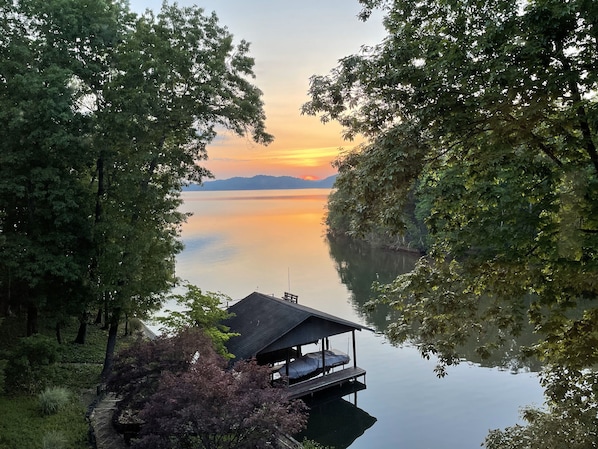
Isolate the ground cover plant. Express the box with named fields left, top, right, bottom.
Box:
left=0, top=393, right=88, bottom=449
left=0, top=316, right=124, bottom=449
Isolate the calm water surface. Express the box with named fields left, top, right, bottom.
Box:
left=168, top=189, right=544, bottom=449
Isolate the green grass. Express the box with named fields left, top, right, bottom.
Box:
left=0, top=394, right=88, bottom=449
left=42, top=430, right=69, bottom=449
left=0, top=315, right=136, bottom=449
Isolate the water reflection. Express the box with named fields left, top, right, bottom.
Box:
left=299, top=392, right=376, bottom=449
left=326, top=235, right=419, bottom=330
left=326, top=235, right=542, bottom=373
left=173, top=190, right=544, bottom=448
left=183, top=234, right=238, bottom=263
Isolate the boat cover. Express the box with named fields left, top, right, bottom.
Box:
left=278, top=349, right=350, bottom=380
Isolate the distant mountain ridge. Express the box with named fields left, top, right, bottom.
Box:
left=185, top=174, right=337, bottom=191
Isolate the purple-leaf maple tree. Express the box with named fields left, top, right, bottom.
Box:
left=108, top=327, right=307, bottom=449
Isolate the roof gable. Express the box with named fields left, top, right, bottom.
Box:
left=224, top=292, right=367, bottom=361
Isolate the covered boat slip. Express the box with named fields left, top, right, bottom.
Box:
left=224, top=292, right=371, bottom=399
left=277, top=349, right=350, bottom=380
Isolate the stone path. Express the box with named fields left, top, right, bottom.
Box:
left=88, top=393, right=126, bottom=449
left=86, top=323, right=156, bottom=449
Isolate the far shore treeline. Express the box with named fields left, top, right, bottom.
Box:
left=185, top=174, right=337, bottom=191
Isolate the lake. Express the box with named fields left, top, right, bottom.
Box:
left=169, top=189, right=545, bottom=448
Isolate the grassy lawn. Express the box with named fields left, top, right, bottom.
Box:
left=0, top=315, right=135, bottom=449
left=0, top=393, right=89, bottom=449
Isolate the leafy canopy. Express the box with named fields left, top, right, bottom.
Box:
left=0, top=0, right=272, bottom=377
left=305, top=0, right=598, bottom=367
left=157, top=284, right=238, bottom=358
left=305, top=0, right=598, bottom=446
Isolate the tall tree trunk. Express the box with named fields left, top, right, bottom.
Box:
left=26, top=304, right=38, bottom=336
left=101, top=307, right=120, bottom=379
left=56, top=321, right=62, bottom=344
left=0, top=268, right=10, bottom=317
left=95, top=306, right=102, bottom=325
left=0, top=290, right=6, bottom=317
left=74, top=311, right=88, bottom=344
left=101, top=292, right=109, bottom=330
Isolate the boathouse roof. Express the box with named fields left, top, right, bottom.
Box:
left=224, top=292, right=368, bottom=362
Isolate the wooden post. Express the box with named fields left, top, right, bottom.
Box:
left=321, top=339, right=326, bottom=375
left=352, top=330, right=357, bottom=368
left=285, top=348, right=290, bottom=381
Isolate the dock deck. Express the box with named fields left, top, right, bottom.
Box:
left=285, top=367, right=366, bottom=400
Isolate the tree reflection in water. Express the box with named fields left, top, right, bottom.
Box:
left=326, top=235, right=542, bottom=374
left=327, top=234, right=598, bottom=447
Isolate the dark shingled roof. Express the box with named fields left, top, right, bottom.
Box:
left=224, top=292, right=368, bottom=361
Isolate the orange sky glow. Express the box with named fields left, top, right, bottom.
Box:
left=204, top=119, right=360, bottom=180
left=130, top=1, right=386, bottom=180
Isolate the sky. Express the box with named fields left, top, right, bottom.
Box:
left=128, top=1, right=387, bottom=180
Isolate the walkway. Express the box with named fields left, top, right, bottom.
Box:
left=88, top=392, right=126, bottom=449
left=87, top=322, right=153, bottom=449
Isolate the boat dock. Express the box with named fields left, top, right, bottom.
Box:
left=224, top=292, right=371, bottom=400
left=286, top=367, right=366, bottom=400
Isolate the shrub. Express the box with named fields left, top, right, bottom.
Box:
left=108, top=329, right=308, bottom=448
left=128, top=317, right=143, bottom=335
left=5, top=335, right=60, bottom=392
left=38, top=387, right=71, bottom=415
left=42, top=430, right=67, bottom=449
left=14, top=334, right=60, bottom=366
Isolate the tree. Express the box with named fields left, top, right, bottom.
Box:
left=304, top=0, right=598, bottom=444
left=108, top=328, right=219, bottom=414
left=108, top=328, right=307, bottom=449
left=306, top=0, right=598, bottom=362
left=92, top=2, right=272, bottom=378
left=137, top=361, right=307, bottom=449
left=325, top=138, right=429, bottom=252
left=157, top=283, right=238, bottom=358
left=0, top=0, right=114, bottom=335
left=0, top=0, right=273, bottom=379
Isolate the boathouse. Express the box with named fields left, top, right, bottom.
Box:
left=224, top=292, right=369, bottom=399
